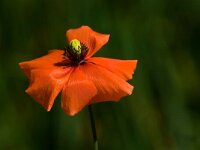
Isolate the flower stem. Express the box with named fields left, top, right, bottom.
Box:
left=88, top=105, right=98, bottom=150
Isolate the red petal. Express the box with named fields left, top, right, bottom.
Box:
left=66, top=26, right=109, bottom=58
left=61, top=67, right=97, bottom=116
left=19, top=50, right=71, bottom=111
left=26, top=68, right=72, bottom=111
left=80, top=63, right=133, bottom=104
left=89, top=57, right=138, bottom=80
left=19, top=50, right=66, bottom=79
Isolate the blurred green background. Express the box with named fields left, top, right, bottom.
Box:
left=0, top=0, right=200, bottom=149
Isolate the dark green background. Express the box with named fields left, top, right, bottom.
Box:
left=0, top=0, right=200, bottom=149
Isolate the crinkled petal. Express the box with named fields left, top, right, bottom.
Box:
left=66, top=26, right=109, bottom=58
left=61, top=67, right=97, bottom=116
left=80, top=63, right=133, bottom=104
left=89, top=57, right=137, bottom=81
left=26, top=68, right=72, bottom=111
left=19, top=50, right=67, bottom=79
left=19, top=50, right=71, bottom=111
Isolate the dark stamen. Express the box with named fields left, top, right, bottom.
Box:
left=64, top=42, right=88, bottom=66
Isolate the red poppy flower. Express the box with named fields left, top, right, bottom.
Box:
left=19, top=26, right=137, bottom=116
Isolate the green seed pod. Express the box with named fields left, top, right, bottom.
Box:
left=69, top=39, right=81, bottom=55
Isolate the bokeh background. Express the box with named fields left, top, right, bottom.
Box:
left=0, top=0, right=200, bottom=149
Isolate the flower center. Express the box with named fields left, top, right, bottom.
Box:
left=69, top=39, right=82, bottom=55
left=64, top=39, right=88, bottom=66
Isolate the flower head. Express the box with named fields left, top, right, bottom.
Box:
left=19, top=26, right=137, bottom=116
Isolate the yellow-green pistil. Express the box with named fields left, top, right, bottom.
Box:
left=64, top=39, right=88, bottom=66
left=69, top=39, right=81, bottom=55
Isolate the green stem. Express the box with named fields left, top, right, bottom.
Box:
left=88, top=105, right=98, bottom=150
